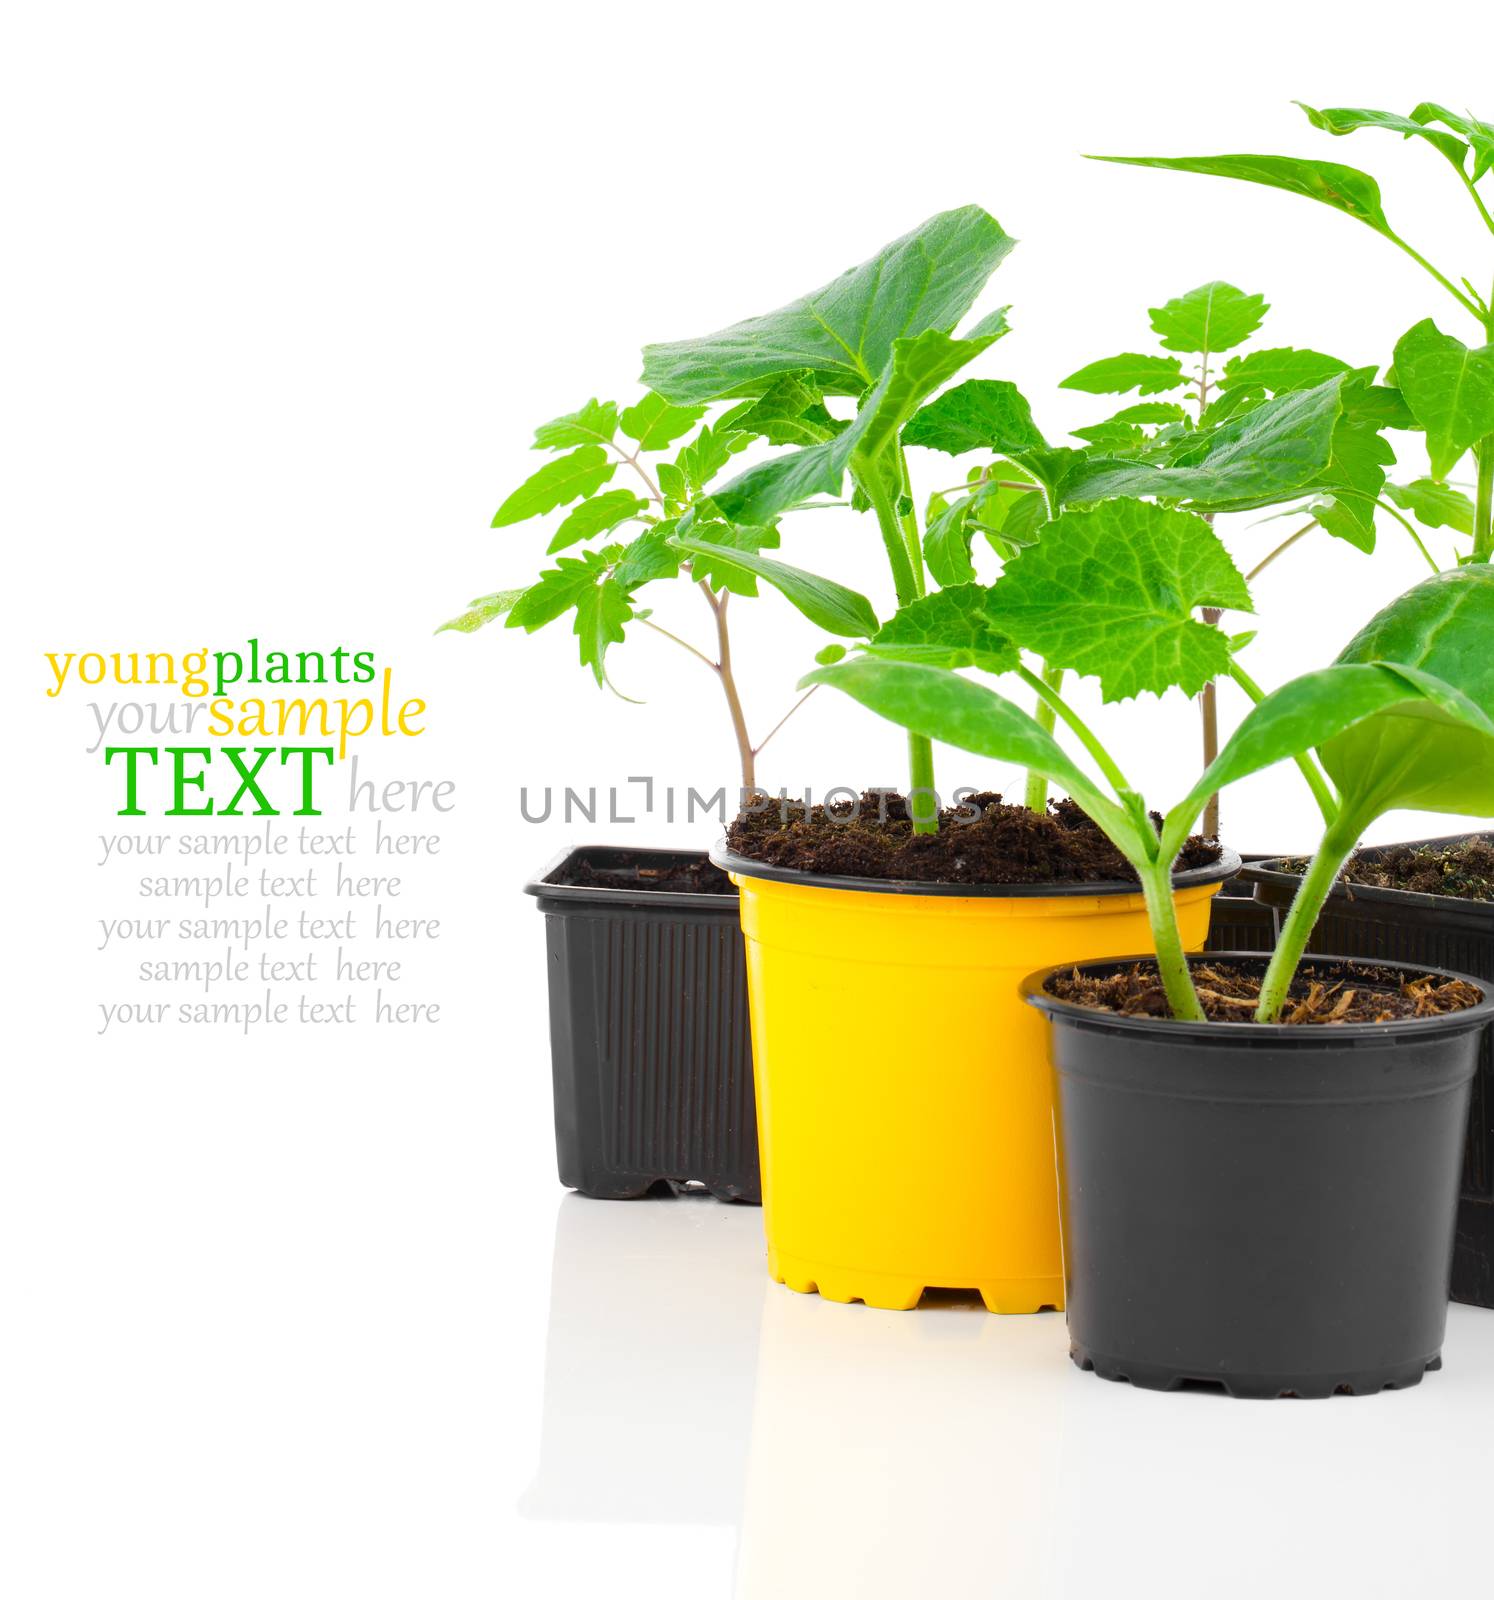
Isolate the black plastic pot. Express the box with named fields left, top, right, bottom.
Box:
left=1244, top=834, right=1494, bottom=1309
left=525, top=846, right=758, bottom=1203
left=1023, top=953, right=1493, bottom=1398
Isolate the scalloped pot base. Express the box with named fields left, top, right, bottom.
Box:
left=768, top=1247, right=1063, bottom=1314
left=1071, top=1343, right=1442, bottom=1401
left=729, top=857, right=1230, bottom=1314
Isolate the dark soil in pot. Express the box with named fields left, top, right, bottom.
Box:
left=728, top=790, right=1222, bottom=886
left=1024, top=953, right=1493, bottom=1399
left=526, top=845, right=757, bottom=1204
left=1244, top=835, right=1494, bottom=1309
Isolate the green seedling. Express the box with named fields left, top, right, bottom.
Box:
left=1097, top=99, right=1494, bottom=563
left=800, top=499, right=1494, bottom=1021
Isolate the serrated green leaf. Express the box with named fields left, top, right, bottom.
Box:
left=669, top=533, right=878, bottom=636
left=507, top=549, right=612, bottom=631
left=1219, top=347, right=1352, bottom=394
left=677, top=422, right=748, bottom=491
left=492, top=446, right=616, bottom=528
left=619, top=391, right=707, bottom=451
left=1385, top=477, right=1476, bottom=535
left=994, top=486, right=1050, bottom=550
left=863, top=585, right=1019, bottom=673
left=1201, top=385, right=1264, bottom=426
left=1064, top=376, right=1348, bottom=511
left=656, top=460, right=687, bottom=503
left=1106, top=401, right=1190, bottom=425
left=985, top=499, right=1253, bottom=701
left=1072, top=422, right=1150, bottom=453
left=1295, top=102, right=1468, bottom=168
left=681, top=520, right=781, bottom=597
left=903, top=378, right=1047, bottom=456
left=1324, top=566, right=1494, bottom=818
left=800, top=657, right=1138, bottom=851
left=611, top=524, right=682, bottom=589
left=1391, top=319, right=1494, bottom=479
left=1059, top=353, right=1186, bottom=396
left=574, top=578, right=632, bottom=685
left=532, top=398, right=619, bottom=451
left=547, top=489, right=651, bottom=553
left=1094, top=153, right=1394, bottom=237
left=1412, top=103, right=1494, bottom=180
left=725, top=371, right=848, bottom=446
left=437, top=589, right=526, bottom=635
left=1149, top=282, right=1267, bottom=356
left=641, top=206, right=1016, bottom=402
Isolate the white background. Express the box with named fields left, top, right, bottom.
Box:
left=5, top=3, right=1494, bottom=1596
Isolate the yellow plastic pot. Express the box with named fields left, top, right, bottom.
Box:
left=718, top=846, right=1238, bottom=1313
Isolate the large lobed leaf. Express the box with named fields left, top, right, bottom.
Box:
left=984, top=498, right=1252, bottom=701
left=862, top=585, right=1019, bottom=674
left=641, top=206, right=1016, bottom=403
left=902, top=378, right=1047, bottom=456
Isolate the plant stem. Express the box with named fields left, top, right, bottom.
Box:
left=1366, top=495, right=1440, bottom=574
left=896, top=445, right=927, bottom=599
left=754, top=686, right=818, bottom=757
left=1200, top=610, right=1222, bottom=839
left=1023, top=661, right=1065, bottom=811
left=1254, top=807, right=1367, bottom=1023
left=1227, top=661, right=1339, bottom=826
left=699, top=583, right=755, bottom=791
left=1138, top=855, right=1206, bottom=1021
left=859, top=462, right=937, bottom=832
left=1016, top=664, right=1132, bottom=794
left=1475, top=439, right=1494, bottom=562
left=1245, top=521, right=1315, bottom=582
left=1459, top=169, right=1494, bottom=240
left=1385, top=230, right=1486, bottom=322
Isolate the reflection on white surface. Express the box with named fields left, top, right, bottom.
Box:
left=524, top=1198, right=1494, bottom=1595
left=522, top=1192, right=765, bottom=1526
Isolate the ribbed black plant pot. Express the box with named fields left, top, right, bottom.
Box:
left=1023, top=953, right=1492, bottom=1398
left=1245, top=834, right=1494, bottom=1308
left=1205, top=854, right=1280, bottom=954
left=525, top=846, right=759, bottom=1203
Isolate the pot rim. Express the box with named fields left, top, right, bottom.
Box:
left=1021, top=950, right=1494, bottom=1044
left=524, top=844, right=739, bottom=908
left=1241, top=831, right=1494, bottom=918
left=710, top=842, right=1242, bottom=900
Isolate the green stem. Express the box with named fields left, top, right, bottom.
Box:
left=1017, top=664, right=1132, bottom=794
left=858, top=461, right=936, bottom=832
left=1475, top=440, right=1494, bottom=563
left=1023, top=661, right=1064, bottom=811
left=895, top=445, right=927, bottom=599
left=1458, top=169, right=1494, bottom=241
left=1138, top=855, right=1206, bottom=1022
left=1386, top=229, right=1486, bottom=322
left=1226, top=661, right=1339, bottom=826
left=1254, top=807, right=1367, bottom=1022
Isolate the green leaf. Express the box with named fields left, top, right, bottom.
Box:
left=1385, top=477, right=1476, bottom=535
left=611, top=525, right=682, bottom=589
left=814, top=643, right=847, bottom=665
left=1063, top=376, right=1348, bottom=511
left=1324, top=565, right=1494, bottom=818
left=1160, top=663, right=1446, bottom=858
left=1105, top=401, right=1190, bottom=425
left=669, top=533, right=878, bottom=636
left=506, top=548, right=613, bottom=631
left=1059, top=353, right=1186, bottom=396
left=547, top=489, right=650, bottom=553
left=574, top=578, right=632, bottom=685
left=984, top=498, right=1252, bottom=701
left=800, top=657, right=1138, bottom=852
left=437, top=589, right=526, bottom=635
left=723, top=371, right=848, bottom=446
left=677, top=422, right=747, bottom=491
left=1149, top=282, right=1267, bottom=356
left=903, top=378, right=1047, bottom=456
left=994, top=486, right=1050, bottom=549
left=1071, top=422, right=1150, bottom=453
left=1093, top=153, right=1394, bottom=237
left=1412, top=103, right=1494, bottom=181
left=619, top=392, right=707, bottom=451
left=1295, top=102, right=1468, bottom=168
left=492, top=446, right=616, bottom=528
left=656, top=460, right=687, bottom=503
left=681, top=520, right=781, bottom=597
left=863, top=585, right=1019, bottom=673
left=532, top=398, right=619, bottom=450
left=1391, top=319, right=1494, bottom=479
left=1219, top=347, right=1352, bottom=394
left=641, top=205, right=1016, bottom=401
left=923, top=493, right=978, bottom=585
